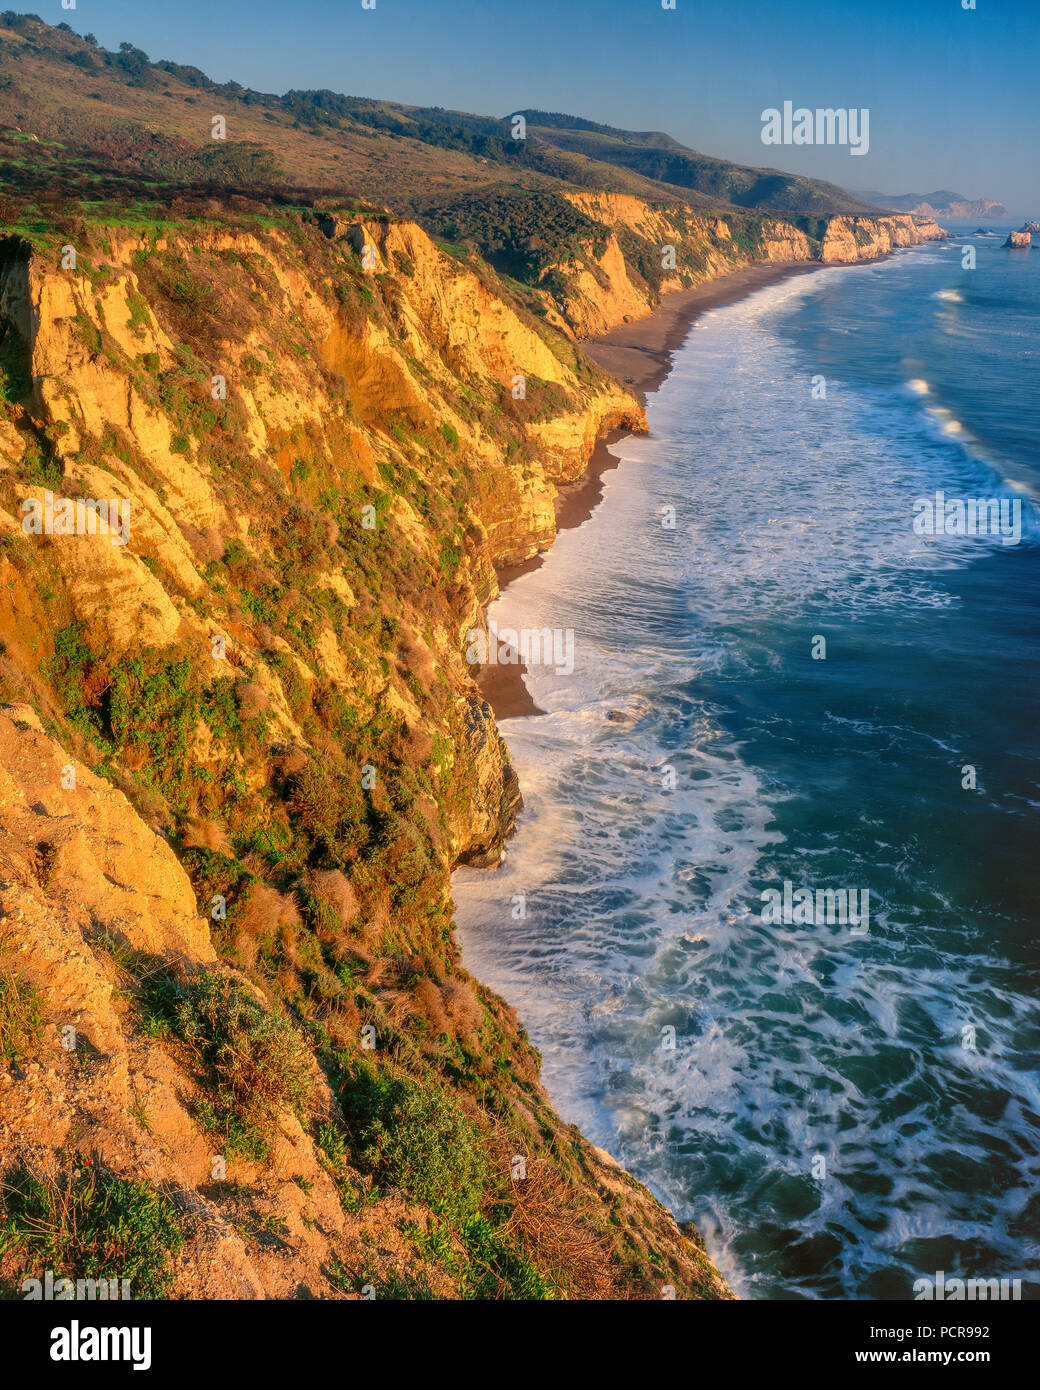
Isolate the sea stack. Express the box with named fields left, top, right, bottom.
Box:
left=1003, top=229, right=1032, bottom=248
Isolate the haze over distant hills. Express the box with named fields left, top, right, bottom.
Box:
left=852, top=189, right=1010, bottom=220
left=0, top=15, right=947, bottom=334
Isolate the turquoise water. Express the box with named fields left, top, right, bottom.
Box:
left=453, top=228, right=1040, bottom=1300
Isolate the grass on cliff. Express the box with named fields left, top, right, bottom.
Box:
left=0, top=965, right=43, bottom=1065
left=0, top=926, right=44, bottom=1066
left=140, top=967, right=313, bottom=1162
left=0, top=1157, right=187, bottom=1299
left=342, top=1063, right=490, bottom=1227
left=94, top=934, right=314, bottom=1163
left=323, top=1060, right=619, bottom=1299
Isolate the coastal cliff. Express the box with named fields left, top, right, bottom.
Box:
left=818, top=212, right=946, bottom=262
left=0, top=208, right=735, bottom=1299
left=532, top=194, right=946, bottom=336
left=0, top=11, right=951, bottom=1303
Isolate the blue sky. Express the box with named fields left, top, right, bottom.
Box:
left=59, top=0, right=1038, bottom=212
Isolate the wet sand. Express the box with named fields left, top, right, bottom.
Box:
left=477, top=260, right=823, bottom=719
left=580, top=261, right=820, bottom=405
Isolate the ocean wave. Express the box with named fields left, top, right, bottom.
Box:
left=454, top=254, right=1040, bottom=1299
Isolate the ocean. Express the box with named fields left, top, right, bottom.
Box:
left=452, top=225, right=1040, bottom=1300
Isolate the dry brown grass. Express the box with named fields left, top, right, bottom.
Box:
left=412, top=976, right=449, bottom=1035
left=388, top=970, right=485, bottom=1045
left=181, top=815, right=233, bottom=855
left=390, top=720, right=433, bottom=767
left=439, top=979, right=483, bottom=1037
left=485, top=1131, right=622, bottom=1300
left=309, top=868, right=358, bottom=926
left=396, top=630, right=435, bottom=686
left=271, top=745, right=309, bottom=778
left=320, top=999, right=363, bottom=1049
left=232, top=882, right=302, bottom=969
left=119, top=745, right=151, bottom=773
left=234, top=680, right=268, bottom=718
left=179, top=523, right=224, bottom=565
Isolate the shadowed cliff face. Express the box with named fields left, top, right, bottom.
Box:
left=0, top=207, right=738, bottom=1300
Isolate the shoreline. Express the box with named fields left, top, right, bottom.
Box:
left=477, top=259, right=822, bottom=719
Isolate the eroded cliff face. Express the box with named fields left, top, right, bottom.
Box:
left=818, top=212, right=946, bottom=262
left=0, top=213, right=644, bottom=846
left=554, top=194, right=736, bottom=335
left=0, top=188, right=945, bottom=1300
left=0, top=208, right=733, bottom=1300
left=542, top=194, right=945, bottom=336
left=0, top=707, right=730, bottom=1298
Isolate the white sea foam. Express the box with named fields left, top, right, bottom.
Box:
left=454, top=256, right=1039, bottom=1299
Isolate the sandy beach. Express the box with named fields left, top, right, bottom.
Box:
left=580, top=261, right=820, bottom=404
left=476, top=260, right=822, bottom=719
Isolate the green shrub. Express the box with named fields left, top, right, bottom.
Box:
left=344, top=1065, right=490, bottom=1226
left=180, top=847, right=255, bottom=941
left=109, top=654, right=198, bottom=796
left=315, top=1120, right=348, bottom=1171
left=0, top=324, right=31, bottom=404
left=43, top=623, right=100, bottom=735
left=172, top=971, right=312, bottom=1159
left=0, top=1159, right=186, bottom=1299
left=287, top=760, right=371, bottom=866
left=199, top=677, right=243, bottom=744
left=414, top=1213, right=556, bottom=1300
left=18, top=435, right=62, bottom=488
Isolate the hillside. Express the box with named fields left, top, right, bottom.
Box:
left=518, top=111, right=880, bottom=216
left=0, top=15, right=947, bottom=1302
left=0, top=15, right=945, bottom=341
left=0, top=195, right=743, bottom=1299
left=853, top=188, right=1009, bottom=219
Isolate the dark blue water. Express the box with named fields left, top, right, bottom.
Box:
left=454, top=228, right=1040, bottom=1299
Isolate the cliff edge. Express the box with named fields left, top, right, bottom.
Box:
left=0, top=208, right=729, bottom=1299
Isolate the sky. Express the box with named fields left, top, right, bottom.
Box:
left=57, top=0, right=1039, bottom=213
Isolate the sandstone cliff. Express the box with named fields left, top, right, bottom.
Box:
left=0, top=706, right=728, bottom=1298
left=817, top=212, right=946, bottom=262
left=0, top=207, right=729, bottom=1300
left=538, top=195, right=945, bottom=336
